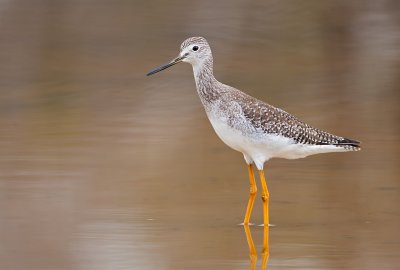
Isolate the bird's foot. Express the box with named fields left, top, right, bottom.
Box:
left=238, top=222, right=256, bottom=226
left=257, top=223, right=275, bottom=227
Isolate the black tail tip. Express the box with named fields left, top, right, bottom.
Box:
left=337, top=138, right=361, bottom=149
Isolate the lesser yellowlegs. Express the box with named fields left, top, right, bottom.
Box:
left=147, top=37, right=361, bottom=225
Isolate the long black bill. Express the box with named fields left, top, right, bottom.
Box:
left=146, top=56, right=185, bottom=76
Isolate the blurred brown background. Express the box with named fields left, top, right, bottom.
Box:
left=0, top=1, right=399, bottom=269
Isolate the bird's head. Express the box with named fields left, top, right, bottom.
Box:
left=146, top=37, right=212, bottom=76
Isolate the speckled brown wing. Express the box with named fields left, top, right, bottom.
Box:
left=237, top=93, right=360, bottom=149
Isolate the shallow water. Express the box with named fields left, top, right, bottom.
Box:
left=0, top=1, right=399, bottom=270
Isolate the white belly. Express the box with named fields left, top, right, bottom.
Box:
left=207, top=115, right=346, bottom=169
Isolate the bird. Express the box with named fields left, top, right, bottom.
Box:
left=146, top=37, right=361, bottom=226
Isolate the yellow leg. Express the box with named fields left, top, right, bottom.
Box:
left=261, top=221, right=270, bottom=270
left=243, top=164, right=257, bottom=225
left=258, top=170, right=270, bottom=226
left=243, top=225, right=257, bottom=270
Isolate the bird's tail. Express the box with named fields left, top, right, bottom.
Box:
left=335, top=138, right=361, bottom=151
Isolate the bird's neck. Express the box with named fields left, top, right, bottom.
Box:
left=192, top=57, right=221, bottom=104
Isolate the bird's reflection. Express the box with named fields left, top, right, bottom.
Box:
left=243, top=225, right=269, bottom=270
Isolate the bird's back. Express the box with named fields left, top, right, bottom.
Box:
left=231, top=88, right=360, bottom=149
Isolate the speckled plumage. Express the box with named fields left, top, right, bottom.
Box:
left=227, top=90, right=359, bottom=149
left=148, top=37, right=360, bottom=169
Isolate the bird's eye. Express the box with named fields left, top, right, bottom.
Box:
left=192, top=46, right=199, bottom=51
